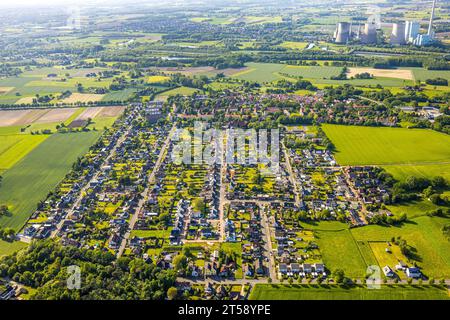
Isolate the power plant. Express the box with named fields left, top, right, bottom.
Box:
left=390, top=23, right=406, bottom=45
left=361, top=22, right=377, bottom=44
left=334, top=0, right=439, bottom=47
left=413, top=0, right=437, bottom=46
left=334, top=22, right=351, bottom=44
left=405, top=21, right=420, bottom=43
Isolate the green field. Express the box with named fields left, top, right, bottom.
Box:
left=249, top=284, right=450, bottom=300
left=278, top=41, right=309, bottom=50
left=281, top=65, right=342, bottom=79
left=230, top=63, right=417, bottom=87
left=322, top=124, right=450, bottom=169
left=384, top=163, right=450, bottom=182
left=0, top=134, right=48, bottom=171
left=303, top=221, right=367, bottom=277
left=102, top=88, right=137, bottom=102
left=411, top=68, right=450, bottom=82
left=351, top=216, right=450, bottom=278
left=303, top=217, right=450, bottom=279
left=387, top=198, right=447, bottom=219
left=232, top=63, right=285, bottom=83
left=0, top=239, right=28, bottom=257
left=0, top=131, right=101, bottom=230
left=155, top=86, right=201, bottom=100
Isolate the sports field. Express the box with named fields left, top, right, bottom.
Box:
left=249, top=284, right=450, bottom=300
left=322, top=124, right=450, bottom=179
left=0, top=131, right=102, bottom=230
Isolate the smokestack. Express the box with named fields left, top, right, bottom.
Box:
left=428, top=0, right=437, bottom=36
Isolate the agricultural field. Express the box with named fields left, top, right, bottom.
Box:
left=322, top=125, right=450, bottom=178
left=278, top=41, right=310, bottom=50
left=232, top=63, right=286, bottom=83
left=281, top=65, right=342, bottom=79
left=411, top=68, right=450, bottom=82
left=147, top=75, right=170, bottom=84
left=0, top=134, right=47, bottom=171
left=60, top=93, right=105, bottom=104
left=0, top=131, right=102, bottom=230
left=347, top=68, right=414, bottom=80
left=155, top=86, right=202, bottom=101
left=230, top=63, right=423, bottom=88
left=249, top=284, right=450, bottom=300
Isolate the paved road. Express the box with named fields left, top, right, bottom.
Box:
left=260, top=205, right=277, bottom=281
left=282, top=141, right=301, bottom=207
left=218, top=149, right=227, bottom=241
left=117, top=124, right=176, bottom=257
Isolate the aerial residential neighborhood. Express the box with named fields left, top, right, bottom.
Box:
left=0, top=0, right=449, bottom=306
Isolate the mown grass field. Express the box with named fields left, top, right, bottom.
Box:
left=155, top=86, right=201, bottom=100
left=303, top=221, right=368, bottom=277
left=281, top=65, right=342, bottom=79
left=411, top=68, right=450, bottom=82
left=0, top=239, right=28, bottom=257
left=384, top=163, right=450, bottom=182
left=351, top=216, right=450, bottom=279
left=249, top=284, right=450, bottom=300
left=0, top=131, right=102, bottom=230
left=303, top=217, right=450, bottom=279
left=232, top=63, right=285, bottom=82
left=322, top=124, right=450, bottom=168
left=387, top=198, right=447, bottom=219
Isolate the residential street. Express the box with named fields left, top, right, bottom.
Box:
left=117, top=124, right=176, bottom=257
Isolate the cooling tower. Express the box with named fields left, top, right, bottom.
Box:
left=390, top=23, right=406, bottom=45
left=361, top=23, right=377, bottom=44
left=335, top=22, right=351, bottom=44
left=405, top=21, right=420, bottom=43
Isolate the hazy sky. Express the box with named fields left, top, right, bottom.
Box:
left=0, top=0, right=161, bottom=8
left=0, top=0, right=89, bottom=7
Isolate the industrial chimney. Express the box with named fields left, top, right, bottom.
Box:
left=428, top=0, right=437, bottom=36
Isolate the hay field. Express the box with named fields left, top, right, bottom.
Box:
left=33, top=108, right=78, bottom=124
left=0, top=110, right=33, bottom=126
left=60, top=93, right=105, bottom=103
left=347, top=67, right=414, bottom=80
